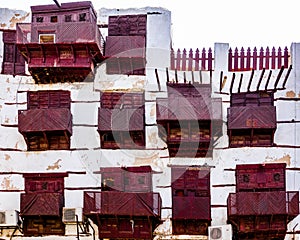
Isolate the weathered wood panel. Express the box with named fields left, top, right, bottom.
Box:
left=108, top=14, right=147, bottom=36
left=236, top=163, right=286, bottom=192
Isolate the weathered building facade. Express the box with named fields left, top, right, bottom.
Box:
left=0, top=1, right=299, bottom=240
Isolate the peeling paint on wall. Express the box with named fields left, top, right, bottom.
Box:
left=4, top=154, right=11, bottom=161
left=132, top=79, right=145, bottom=88
left=9, top=12, right=30, bottom=28
left=148, top=131, right=158, bottom=145
left=264, top=154, right=291, bottom=166
left=150, top=104, right=156, bottom=117
left=134, top=152, right=159, bottom=165
left=46, top=159, right=62, bottom=170
left=0, top=176, right=18, bottom=190
left=286, top=90, right=296, bottom=98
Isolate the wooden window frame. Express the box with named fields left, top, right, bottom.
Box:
left=36, top=17, right=44, bottom=23
left=39, top=34, right=56, bottom=44
left=50, top=16, right=58, bottom=23
left=64, top=14, right=72, bottom=22
left=79, top=13, right=87, bottom=22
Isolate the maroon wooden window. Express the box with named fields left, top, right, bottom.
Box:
left=101, top=166, right=152, bottom=192
left=227, top=163, right=299, bottom=240
left=235, top=163, right=286, bottom=192
left=171, top=166, right=211, bottom=235
left=228, top=91, right=276, bottom=147
left=21, top=173, right=67, bottom=236
left=83, top=191, right=162, bottom=240
left=1, top=30, right=25, bottom=76
left=105, top=14, right=147, bottom=75
left=27, top=90, right=71, bottom=109
left=18, top=90, right=72, bottom=151
left=156, top=83, right=223, bottom=158
left=98, top=92, right=145, bottom=149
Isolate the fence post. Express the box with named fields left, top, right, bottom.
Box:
left=176, top=49, right=181, bottom=70
left=283, top=46, right=289, bottom=68
left=208, top=48, right=213, bottom=71
left=201, top=48, right=206, bottom=70
left=234, top=48, right=239, bottom=71
left=182, top=48, right=187, bottom=71
left=195, top=48, right=200, bottom=71
left=246, top=47, right=251, bottom=71
left=271, top=47, right=276, bottom=69
left=253, top=47, right=257, bottom=70
left=277, top=47, right=282, bottom=69
left=240, top=47, right=245, bottom=71
left=259, top=47, right=264, bottom=70
left=188, top=48, right=193, bottom=71
left=265, top=47, right=270, bottom=69
left=170, top=48, right=175, bottom=70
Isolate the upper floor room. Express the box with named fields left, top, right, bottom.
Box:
left=0, top=2, right=172, bottom=83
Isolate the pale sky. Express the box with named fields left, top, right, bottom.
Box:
left=2, top=0, right=300, bottom=49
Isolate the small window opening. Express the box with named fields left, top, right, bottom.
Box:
left=138, top=176, right=145, bottom=185
left=36, top=17, right=43, bottom=23
left=79, top=13, right=87, bottom=21
left=39, top=34, right=55, bottom=43
left=65, top=15, right=72, bottom=22
left=50, top=16, right=58, bottom=22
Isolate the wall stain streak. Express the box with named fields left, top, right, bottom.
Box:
left=286, top=90, right=296, bottom=98
left=46, top=159, right=62, bottom=170
left=134, top=153, right=159, bottom=165
left=264, top=154, right=291, bottom=166
left=0, top=176, right=18, bottom=190
left=9, top=12, right=30, bottom=28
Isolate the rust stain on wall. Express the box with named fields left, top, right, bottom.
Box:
left=147, top=131, right=158, bottom=145
left=286, top=90, right=296, bottom=98
left=99, top=81, right=115, bottom=89
left=46, top=159, right=62, bottom=170
left=134, top=153, right=159, bottom=165
left=132, top=79, right=145, bottom=89
left=0, top=177, right=19, bottom=190
left=9, top=12, right=30, bottom=28
left=264, top=154, right=291, bottom=166
left=150, top=104, right=156, bottom=117
left=4, top=154, right=11, bottom=161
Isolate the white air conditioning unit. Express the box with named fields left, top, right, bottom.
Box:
left=0, top=210, right=19, bottom=226
left=62, top=207, right=83, bottom=223
left=208, top=224, right=232, bottom=240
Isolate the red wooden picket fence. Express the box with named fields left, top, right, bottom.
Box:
left=228, top=47, right=289, bottom=71
left=170, top=48, right=214, bottom=71
left=171, top=47, right=290, bottom=72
